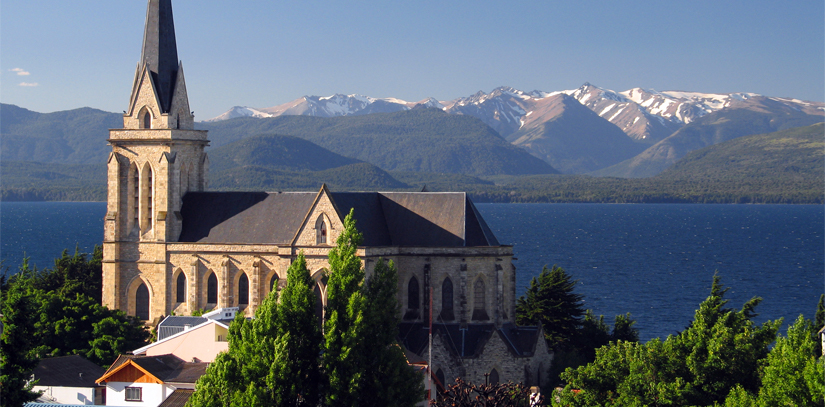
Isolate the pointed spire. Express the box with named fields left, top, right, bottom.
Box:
left=140, top=0, right=179, bottom=113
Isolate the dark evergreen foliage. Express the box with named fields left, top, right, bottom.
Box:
left=0, top=284, right=41, bottom=406
left=515, top=265, right=585, bottom=348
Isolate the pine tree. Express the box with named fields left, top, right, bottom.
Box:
left=515, top=265, right=585, bottom=348
left=0, top=285, right=41, bottom=406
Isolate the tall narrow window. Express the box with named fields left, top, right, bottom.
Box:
left=472, top=278, right=488, bottom=321
left=147, top=170, right=153, bottom=225
left=132, top=166, right=139, bottom=227
left=207, top=273, right=218, bottom=304
left=436, top=369, right=446, bottom=388
left=440, top=277, right=455, bottom=321
left=314, top=283, right=324, bottom=327
left=270, top=275, right=278, bottom=293
left=136, top=283, right=150, bottom=320
left=404, top=276, right=420, bottom=320
left=489, top=369, right=499, bottom=385
left=142, top=110, right=151, bottom=129
left=176, top=272, right=186, bottom=303
left=238, top=273, right=249, bottom=305
left=316, top=216, right=327, bottom=245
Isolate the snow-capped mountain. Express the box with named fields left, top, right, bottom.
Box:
left=206, top=84, right=824, bottom=148
left=205, top=94, right=448, bottom=122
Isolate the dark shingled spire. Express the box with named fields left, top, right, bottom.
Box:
left=141, top=0, right=179, bottom=113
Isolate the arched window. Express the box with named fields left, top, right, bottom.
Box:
left=436, top=369, right=446, bottom=388
left=207, top=272, right=218, bottom=304
left=176, top=113, right=180, bottom=129
left=136, top=283, right=150, bottom=320
left=142, top=109, right=152, bottom=129
left=404, top=276, right=420, bottom=320
left=472, top=278, right=488, bottom=321
left=489, top=369, right=499, bottom=385
left=440, top=277, right=455, bottom=321
left=176, top=272, right=186, bottom=303
left=270, top=275, right=279, bottom=293
left=140, top=163, right=153, bottom=230
left=238, top=273, right=249, bottom=305
left=314, top=283, right=324, bottom=327
left=132, top=164, right=139, bottom=228
left=316, top=216, right=327, bottom=245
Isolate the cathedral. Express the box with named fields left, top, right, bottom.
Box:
left=103, top=0, right=552, bottom=387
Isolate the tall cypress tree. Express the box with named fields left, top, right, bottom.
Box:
left=515, top=265, right=585, bottom=347
left=188, top=253, right=321, bottom=407
left=323, top=209, right=366, bottom=406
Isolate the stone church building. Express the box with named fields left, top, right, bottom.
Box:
left=103, top=0, right=552, bottom=387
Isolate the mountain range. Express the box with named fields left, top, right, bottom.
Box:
left=205, top=83, right=824, bottom=175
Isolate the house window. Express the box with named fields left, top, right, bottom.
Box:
left=125, top=386, right=142, bottom=401
left=440, top=277, right=455, bottom=321
left=207, top=272, right=218, bottom=304
left=176, top=272, right=186, bottom=303
left=136, top=283, right=150, bottom=320
left=238, top=273, right=249, bottom=305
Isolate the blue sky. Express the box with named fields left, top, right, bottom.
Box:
left=2, top=0, right=823, bottom=120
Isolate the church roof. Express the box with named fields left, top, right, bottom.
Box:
left=178, top=189, right=500, bottom=247
left=140, top=0, right=179, bottom=113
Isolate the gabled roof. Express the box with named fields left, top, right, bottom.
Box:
left=96, top=354, right=207, bottom=385
left=157, top=316, right=208, bottom=341
left=178, top=187, right=502, bottom=247
left=134, top=318, right=229, bottom=355
left=31, top=355, right=105, bottom=388
left=398, top=322, right=542, bottom=359
left=159, top=389, right=195, bottom=407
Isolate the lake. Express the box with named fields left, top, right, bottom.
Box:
left=1, top=201, right=822, bottom=341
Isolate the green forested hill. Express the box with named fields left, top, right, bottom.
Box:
left=207, top=134, right=408, bottom=191
left=200, top=108, right=558, bottom=176
left=1, top=161, right=106, bottom=201
left=0, top=104, right=120, bottom=164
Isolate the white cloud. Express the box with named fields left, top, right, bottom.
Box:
left=19, top=82, right=39, bottom=87
left=10, top=68, right=31, bottom=76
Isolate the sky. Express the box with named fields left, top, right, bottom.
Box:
left=2, top=0, right=823, bottom=120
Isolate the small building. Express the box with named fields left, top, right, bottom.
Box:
left=132, top=309, right=237, bottom=362
left=96, top=354, right=207, bottom=407
left=30, top=355, right=106, bottom=405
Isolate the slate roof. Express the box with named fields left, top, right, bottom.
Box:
left=178, top=189, right=501, bottom=247
left=31, top=355, right=105, bottom=388
left=398, top=322, right=541, bottom=359
left=98, top=354, right=207, bottom=384
left=141, top=0, right=179, bottom=113
left=157, top=316, right=208, bottom=341
left=158, top=389, right=195, bottom=407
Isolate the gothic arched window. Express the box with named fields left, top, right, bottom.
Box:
left=131, top=164, right=139, bottom=228
left=238, top=273, right=249, bottom=305
left=141, top=109, right=152, bottom=129
left=314, top=283, right=324, bottom=327
left=136, top=283, right=150, bottom=320
left=270, top=275, right=279, bottom=293
left=404, top=276, right=420, bottom=320
left=316, top=216, right=327, bottom=245
left=440, top=277, right=455, bottom=321
left=472, top=278, right=489, bottom=321
left=489, top=368, right=499, bottom=385
left=176, top=272, right=186, bottom=303
left=436, top=369, right=446, bottom=388
left=207, top=272, right=218, bottom=304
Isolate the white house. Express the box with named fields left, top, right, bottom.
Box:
left=132, top=308, right=237, bottom=362
left=30, top=355, right=106, bottom=405
left=95, top=354, right=206, bottom=407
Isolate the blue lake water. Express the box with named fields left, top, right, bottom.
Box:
left=1, top=202, right=822, bottom=342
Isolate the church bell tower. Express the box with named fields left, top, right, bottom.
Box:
left=102, top=0, right=209, bottom=320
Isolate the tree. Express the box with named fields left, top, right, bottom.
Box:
left=515, top=265, right=585, bottom=348
left=322, top=209, right=423, bottom=406
left=816, top=294, right=824, bottom=356
left=554, top=274, right=781, bottom=407
left=0, top=284, right=42, bottom=406
left=188, top=252, right=321, bottom=407
left=432, top=377, right=541, bottom=407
